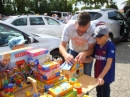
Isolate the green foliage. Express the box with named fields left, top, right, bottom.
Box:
left=106, top=3, right=118, bottom=10
left=73, top=7, right=79, bottom=14
left=81, top=6, right=90, bottom=10
left=0, top=0, right=116, bottom=15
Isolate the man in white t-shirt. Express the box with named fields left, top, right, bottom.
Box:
left=59, top=11, right=96, bottom=76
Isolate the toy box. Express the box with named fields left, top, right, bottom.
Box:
left=49, top=82, right=73, bottom=97
left=37, top=61, right=60, bottom=72
left=27, top=48, right=52, bottom=66
left=41, top=74, right=63, bottom=85
left=39, top=65, right=61, bottom=80
left=63, top=88, right=77, bottom=97
left=0, top=47, right=33, bottom=72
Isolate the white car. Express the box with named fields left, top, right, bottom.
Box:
left=71, top=8, right=130, bottom=42
left=2, top=15, right=66, bottom=38
left=0, top=21, right=63, bottom=60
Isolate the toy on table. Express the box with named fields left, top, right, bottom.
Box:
left=83, top=95, right=92, bottom=97
left=61, top=62, right=84, bottom=79
left=63, top=88, right=77, bottom=97
left=27, top=77, right=40, bottom=97
left=48, top=82, right=73, bottom=97
left=69, top=77, right=77, bottom=86
left=1, top=72, right=30, bottom=97
left=27, top=48, right=52, bottom=67
left=74, top=83, right=82, bottom=94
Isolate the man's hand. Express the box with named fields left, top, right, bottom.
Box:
left=64, top=53, right=75, bottom=64
left=97, top=78, right=104, bottom=86
left=75, top=52, right=87, bottom=63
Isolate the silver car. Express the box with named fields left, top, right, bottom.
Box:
left=2, top=15, right=66, bottom=38
left=71, top=8, right=130, bottom=42
left=0, top=21, right=63, bottom=60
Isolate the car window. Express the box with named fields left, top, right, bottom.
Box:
left=88, top=12, right=102, bottom=20
left=115, top=12, right=125, bottom=20
left=44, top=17, right=60, bottom=25
left=72, top=12, right=102, bottom=20
left=0, top=24, right=25, bottom=47
left=30, top=17, right=45, bottom=25
left=12, top=18, right=27, bottom=26
left=63, top=13, right=69, bottom=17
left=108, top=11, right=116, bottom=20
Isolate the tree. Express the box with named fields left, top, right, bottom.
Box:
left=0, top=0, right=5, bottom=14
left=122, top=0, right=130, bottom=6
left=106, top=1, right=118, bottom=10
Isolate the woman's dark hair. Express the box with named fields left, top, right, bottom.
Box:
left=77, top=11, right=91, bottom=26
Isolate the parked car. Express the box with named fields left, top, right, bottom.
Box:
left=2, top=15, right=66, bottom=38
left=0, top=21, right=64, bottom=61
left=71, top=8, right=130, bottom=42
left=51, top=11, right=72, bottom=22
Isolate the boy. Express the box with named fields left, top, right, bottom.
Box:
left=84, top=25, right=115, bottom=97
left=8, top=37, right=26, bottom=50
left=0, top=53, right=11, bottom=72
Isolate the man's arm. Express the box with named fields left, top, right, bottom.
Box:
left=59, top=41, right=68, bottom=58
left=84, top=43, right=95, bottom=56
left=59, top=41, right=75, bottom=64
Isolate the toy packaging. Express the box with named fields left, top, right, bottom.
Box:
left=49, top=82, right=73, bottom=97
left=27, top=48, right=52, bottom=66
left=0, top=47, right=33, bottom=73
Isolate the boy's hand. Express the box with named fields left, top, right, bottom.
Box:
left=97, top=78, right=104, bottom=86
left=75, top=52, right=86, bottom=63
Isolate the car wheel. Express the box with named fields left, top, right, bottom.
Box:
left=50, top=50, right=64, bottom=64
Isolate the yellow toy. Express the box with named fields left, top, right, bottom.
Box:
left=49, top=82, right=73, bottom=97
left=62, top=63, right=84, bottom=79
left=83, top=95, right=92, bottom=97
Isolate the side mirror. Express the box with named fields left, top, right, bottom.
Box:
left=29, top=36, right=34, bottom=43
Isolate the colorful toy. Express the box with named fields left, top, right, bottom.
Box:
left=83, top=95, right=92, bottom=97
left=27, top=77, right=39, bottom=97
left=27, top=48, right=52, bottom=66
left=63, top=88, right=77, bottom=97
left=62, top=64, right=84, bottom=79
left=69, top=77, right=78, bottom=86
left=74, top=83, right=82, bottom=94
left=49, top=82, right=73, bottom=97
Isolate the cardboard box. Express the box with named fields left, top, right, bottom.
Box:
left=27, top=48, right=52, bottom=65
left=0, top=47, right=33, bottom=72
left=49, top=82, right=73, bottom=97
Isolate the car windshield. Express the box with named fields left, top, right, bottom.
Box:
left=71, top=12, right=102, bottom=21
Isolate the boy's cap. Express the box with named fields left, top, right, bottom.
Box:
left=92, top=25, right=109, bottom=38
left=8, top=37, right=26, bottom=49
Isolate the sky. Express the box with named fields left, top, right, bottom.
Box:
left=114, top=0, right=126, bottom=9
